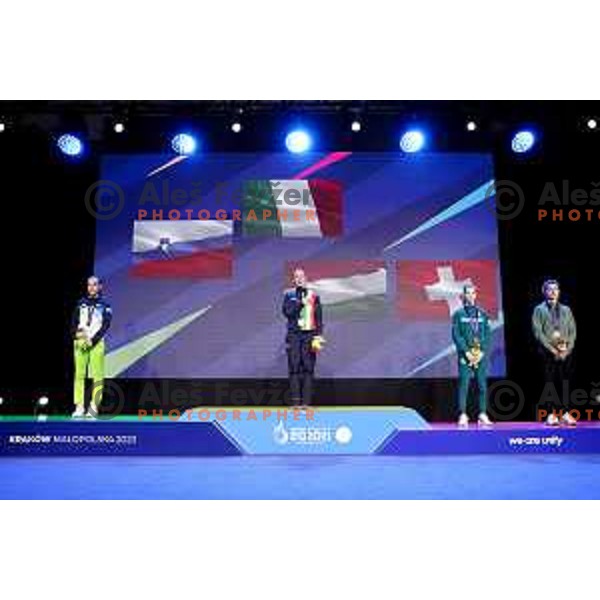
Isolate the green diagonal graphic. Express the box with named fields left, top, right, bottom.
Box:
left=105, top=305, right=212, bottom=377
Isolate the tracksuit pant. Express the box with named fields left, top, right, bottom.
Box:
left=457, top=358, right=488, bottom=414
left=539, top=348, right=574, bottom=411
left=286, top=331, right=316, bottom=406
left=74, top=339, right=105, bottom=409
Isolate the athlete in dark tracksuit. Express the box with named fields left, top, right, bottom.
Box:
left=282, top=271, right=323, bottom=407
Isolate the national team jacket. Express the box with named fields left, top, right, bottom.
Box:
left=282, top=287, right=323, bottom=335
left=71, top=295, right=113, bottom=347
left=451, top=304, right=491, bottom=358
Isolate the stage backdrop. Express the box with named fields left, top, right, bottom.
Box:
left=95, top=152, right=505, bottom=379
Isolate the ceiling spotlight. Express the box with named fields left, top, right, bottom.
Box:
left=400, top=130, right=426, bottom=153
left=171, top=133, right=198, bottom=156
left=38, top=396, right=49, bottom=407
left=587, top=118, right=597, bottom=130
left=511, top=130, right=536, bottom=154
left=351, top=120, right=361, bottom=132
left=0, top=123, right=5, bottom=132
left=466, top=120, right=477, bottom=132
left=285, top=130, right=312, bottom=154
left=114, top=122, right=125, bottom=133
left=231, top=122, right=242, bottom=133
left=57, top=134, right=84, bottom=157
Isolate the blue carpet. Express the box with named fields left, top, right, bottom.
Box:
left=2, top=455, right=600, bottom=499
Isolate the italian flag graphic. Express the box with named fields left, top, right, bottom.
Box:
left=242, top=179, right=343, bottom=237
left=299, top=290, right=319, bottom=330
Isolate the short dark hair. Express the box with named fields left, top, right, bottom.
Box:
left=542, top=279, right=559, bottom=294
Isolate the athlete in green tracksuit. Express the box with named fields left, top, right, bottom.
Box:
left=71, top=276, right=112, bottom=418
left=452, top=284, right=492, bottom=428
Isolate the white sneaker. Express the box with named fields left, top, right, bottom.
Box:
left=458, top=413, right=469, bottom=429
left=72, top=406, right=85, bottom=419
left=546, top=413, right=560, bottom=426
left=85, top=405, right=98, bottom=419
left=561, top=411, right=577, bottom=427
left=478, top=412, right=493, bottom=427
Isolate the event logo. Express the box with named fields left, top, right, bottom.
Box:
left=272, top=421, right=353, bottom=446
left=273, top=421, right=290, bottom=445
left=334, top=426, right=353, bottom=444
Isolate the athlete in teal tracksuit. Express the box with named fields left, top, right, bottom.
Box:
left=452, top=284, right=492, bottom=428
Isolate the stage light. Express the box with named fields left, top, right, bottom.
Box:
left=33, top=396, right=49, bottom=421
left=0, top=123, right=5, bottom=132
left=285, top=130, right=312, bottom=154
left=400, top=130, right=426, bottom=153
left=57, top=134, right=84, bottom=157
left=114, top=122, right=125, bottom=133
left=171, top=133, right=197, bottom=156
left=0, top=397, right=4, bottom=406
left=231, top=122, right=242, bottom=133
left=587, top=118, right=597, bottom=130
left=511, top=130, right=536, bottom=154
left=351, top=120, right=361, bottom=132
left=466, top=120, right=477, bottom=132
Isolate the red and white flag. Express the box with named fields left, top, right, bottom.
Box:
left=396, top=260, right=500, bottom=320
left=130, top=219, right=233, bottom=279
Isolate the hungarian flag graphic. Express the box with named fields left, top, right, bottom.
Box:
left=396, top=260, right=499, bottom=320
left=286, top=260, right=387, bottom=316
left=130, top=219, right=233, bottom=278
left=243, top=179, right=343, bottom=237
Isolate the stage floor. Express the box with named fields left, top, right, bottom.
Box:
left=2, top=454, right=600, bottom=499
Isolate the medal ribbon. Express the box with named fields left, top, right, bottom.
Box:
left=468, top=307, right=481, bottom=341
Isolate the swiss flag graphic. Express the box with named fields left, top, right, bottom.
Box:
left=396, top=260, right=500, bottom=320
